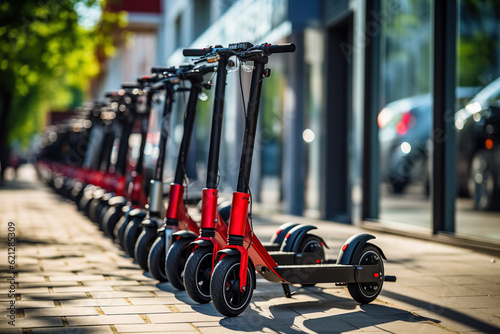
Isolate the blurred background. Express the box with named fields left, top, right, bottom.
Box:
left=1, top=0, right=499, bottom=244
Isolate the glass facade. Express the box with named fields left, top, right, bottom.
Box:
left=163, top=0, right=500, bottom=246
left=455, top=0, right=500, bottom=241
left=377, top=0, right=433, bottom=229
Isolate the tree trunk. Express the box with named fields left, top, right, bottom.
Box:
left=0, top=88, right=13, bottom=183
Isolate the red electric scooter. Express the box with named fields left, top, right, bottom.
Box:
left=132, top=64, right=214, bottom=275
left=185, top=42, right=397, bottom=317
left=164, top=45, right=324, bottom=300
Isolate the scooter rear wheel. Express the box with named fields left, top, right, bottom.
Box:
left=210, top=256, right=255, bottom=317
left=347, top=244, right=384, bottom=304
left=184, top=247, right=212, bottom=304
left=148, top=236, right=168, bottom=282
left=299, top=234, right=325, bottom=287
left=165, top=238, right=193, bottom=290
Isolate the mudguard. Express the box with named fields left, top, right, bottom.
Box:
left=336, top=233, right=387, bottom=265
left=92, top=188, right=106, bottom=200
left=172, top=230, right=198, bottom=242
left=215, top=248, right=256, bottom=289
left=101, top=192, right=115, bottom=203
left=281, top=225, right=328, bottom=252
left=269, top=222, right=299, bottom=245
left=190, top=239, right=213, bottom=249
left=108, top=196, right=127, bottom=207
left=129, top=208, right=147, bottom=219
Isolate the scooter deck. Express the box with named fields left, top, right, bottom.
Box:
left=267, top=263, right=383, bottom=285
left=261, top=242, right=280, bottom=252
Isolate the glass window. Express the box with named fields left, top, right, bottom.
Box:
left=377, top=0, right=433, bottom=229
left=455, top=0, right=500, bottom=242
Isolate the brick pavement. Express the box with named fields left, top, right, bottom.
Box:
left=0, top=165, right=499, bottom=333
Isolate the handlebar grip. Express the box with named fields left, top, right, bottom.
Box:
left=267, top=43, right=296, bottom=54
left=183, top=48, right=209, bottom=56
left=151, top=66, right=180, bottom=74
left=121, top=82, right=140, bottom=89
left=198, top=65, right=218, bottom=74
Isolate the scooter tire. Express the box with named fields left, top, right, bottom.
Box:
left=165, top=238, right=193, bottom=290
left=124, top=219, right=143, bottom=258
left=148, top=237, right=168, bottom=282
left=347, top=244, right=384, bottom=304
left=134, top=226, right=158, bottom=271
left=210, top=256, right=255, bottom=317
left=184, top=247, right=213, bottom=304
left=102, top=207, right=119, bottom=238
left=114, top=215, right=129, bottom=250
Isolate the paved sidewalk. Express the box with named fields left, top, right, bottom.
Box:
left=0, top=165, right=499, bottom=333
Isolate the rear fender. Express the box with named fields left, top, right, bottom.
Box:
left=336, top=233, right=387, bottom=265
left=269, top=222, right=299, bottom=245
left=281, top=225, right=328, bottom=252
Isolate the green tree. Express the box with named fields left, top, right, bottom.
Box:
left=0, top=0, right=102, bottom=182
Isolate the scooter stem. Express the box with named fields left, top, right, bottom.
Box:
left=206, top=56, right=229, bottom=189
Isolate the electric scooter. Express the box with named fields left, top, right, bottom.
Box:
left=112, top=76, right=173, bottom=250
left=166, top=47, right=323, bottom=300
left=133, top=64, right=215, bottom=277
left=187, top=43, right=397, bottom=317
left=116, top=65, right=202, bottom=257
left=99, top=76, right=164, bottom=238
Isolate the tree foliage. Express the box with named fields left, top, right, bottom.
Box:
left=0, top=0, right=125, bottom=180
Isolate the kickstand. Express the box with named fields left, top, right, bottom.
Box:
left=282, top=284, right=294, bottom=298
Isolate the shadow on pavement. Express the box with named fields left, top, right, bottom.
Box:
left=216, top=297, right=434, bottom=333
left=383, top=290, right=500, bottom=332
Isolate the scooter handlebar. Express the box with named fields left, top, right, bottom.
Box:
left=265, top=43, right=296, bottom=54
left=183, top=48, right=211, bottom=56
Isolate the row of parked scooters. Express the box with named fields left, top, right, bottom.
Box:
left=36, top=42, right=395, bottom=317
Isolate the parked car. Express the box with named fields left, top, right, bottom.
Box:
left=378, top=87, right=481, bottom=193
left=456, top=77, right=500, bottom=210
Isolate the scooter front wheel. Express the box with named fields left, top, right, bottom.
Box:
left=148, top=236, right=168, bottom=282
left=116, top=215, right=130, bottom=250
left=124, top=219, right=143, bottom=258
left=184, top=247, right=213, bottom=304
left=210, top=256, right=255, bottom=317
left=347, top=244, right=384, bottom=304
left=135, top=227, right=158, bottom=271
left=165, top=238, right=193, bottom=290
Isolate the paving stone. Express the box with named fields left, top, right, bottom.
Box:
left=82, top=280, right=140, bottom=287
left=100, top=305, right=171, bottom=315
left=147, top=312, right=221, bottom=324
left=114, top=324, right=196, bottom=332
left=66, top=314, right=145, bottom=326
left=13, top=316, right=63, bottom=328
left=16, top=287, right=51, bottom=294
left=31, top=326, right=114, bottom=333
left=90, top=291, right=157, bottom=299
left=127, top=297, right=186, bottom=305
left=52, top=286, right=115, bottom=293
left=60, top=298, right=130, bottom=307
left=18, top=281, right=80, bottom=288
left=24, top=307, right=99, bottom=317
